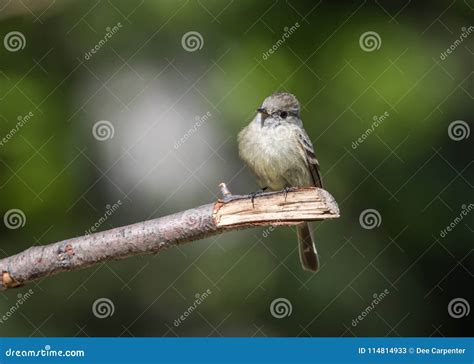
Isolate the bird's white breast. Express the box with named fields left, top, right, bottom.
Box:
left=238, top=121, right=306, bottom=190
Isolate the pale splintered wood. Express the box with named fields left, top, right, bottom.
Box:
left=214, top=187, right=340, bottom=227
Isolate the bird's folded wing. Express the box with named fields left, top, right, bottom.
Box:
left=296, top=129, right=323, bottom=188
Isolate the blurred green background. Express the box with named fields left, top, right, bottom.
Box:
left=0, top=0, right=472, bottom=337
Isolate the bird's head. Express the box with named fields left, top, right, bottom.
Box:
left=256, top=92, right=301, bottom=127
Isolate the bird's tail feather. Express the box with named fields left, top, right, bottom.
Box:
left=297, top=223, right=320, bottom=272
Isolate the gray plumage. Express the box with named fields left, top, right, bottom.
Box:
left=238, top=92, right=322, bottom=272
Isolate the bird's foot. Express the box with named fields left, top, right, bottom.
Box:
left=282, top=186, right=297, bottom=202
left=249, top=187, right=268, bottom=208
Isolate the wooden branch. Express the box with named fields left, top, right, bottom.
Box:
left=0, top=184, right=339, bottom=291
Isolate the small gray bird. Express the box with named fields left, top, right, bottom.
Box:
left=238, top=92, right=323, bottom=272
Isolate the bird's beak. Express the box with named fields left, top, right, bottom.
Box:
left=257, top=108, right=269, bottom=126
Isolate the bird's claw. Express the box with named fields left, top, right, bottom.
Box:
left=282, top=186, right=297, bottom=202
left=248, top=188, right=267, bottom=208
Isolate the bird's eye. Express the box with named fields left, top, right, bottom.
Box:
left=280, top=111, right=288, bottom=119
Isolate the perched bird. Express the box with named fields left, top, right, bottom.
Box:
left=238, top=92, right=323, bottom=272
